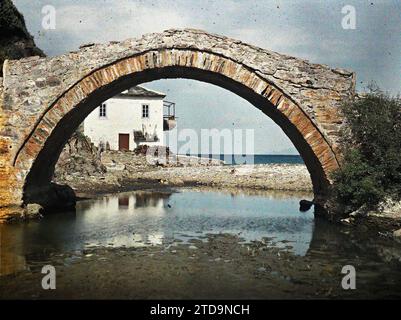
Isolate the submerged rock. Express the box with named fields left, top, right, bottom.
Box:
left=299, top=199, right=314, bottom=212
left=23, top=203, right=43, bottom=219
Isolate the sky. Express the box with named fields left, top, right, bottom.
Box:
left=13, top=0, right=401, bottom=154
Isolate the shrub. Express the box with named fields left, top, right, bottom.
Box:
left=332, top=86, right=401, bottom=212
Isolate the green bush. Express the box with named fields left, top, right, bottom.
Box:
left=332, top=87, right=401, bottom=212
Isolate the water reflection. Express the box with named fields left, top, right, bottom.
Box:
left=1, top=189, right=315, bottom=275
left=0, top=225, right=28, bottom=276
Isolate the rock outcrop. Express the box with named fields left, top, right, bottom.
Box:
left=0, top=0, right=45, bottom=76
left=54, top=131, right=106, bottom=181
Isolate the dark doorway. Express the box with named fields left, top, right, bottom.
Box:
left=118, top=133, right=129, bottom=151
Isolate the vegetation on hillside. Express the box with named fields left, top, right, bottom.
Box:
left=0, top=0, right=45, bottom=76
left=332, top=86, right=401, bottom=213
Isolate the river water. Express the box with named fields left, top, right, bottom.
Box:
left=0, top=189, right=313, bottom=272
left=1, top=188, right=401, bottom=299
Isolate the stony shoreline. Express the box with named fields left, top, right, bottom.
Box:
left=54, top=151, right=313, bottom=200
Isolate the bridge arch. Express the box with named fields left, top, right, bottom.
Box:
left=0, top=29, right=355, bottom=217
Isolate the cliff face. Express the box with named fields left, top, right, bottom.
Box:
left=0, top=0, right=45, bottom=76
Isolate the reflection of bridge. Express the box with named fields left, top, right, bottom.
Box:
left=0, top=191, right=173, bottom=275
left=0, top=29, right=355, bottom=220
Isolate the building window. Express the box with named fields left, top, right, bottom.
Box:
left=99, top=103, right=107, bottom=118
left=142, top=104, right=149, bottom=118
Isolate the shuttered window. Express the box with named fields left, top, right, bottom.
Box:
left=99, top=103, right=107, bottom=118
left=142, top=104, right=149, bottom=118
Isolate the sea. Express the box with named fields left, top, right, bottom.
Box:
left=184, top=154, right=304, bottom=165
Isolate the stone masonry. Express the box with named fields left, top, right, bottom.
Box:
left=0, top=29, right=355, bottom=220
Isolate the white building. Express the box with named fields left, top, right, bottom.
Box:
left=84, top=86, right=176, bottom=151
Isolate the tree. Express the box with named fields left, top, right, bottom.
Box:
left=332, top=86, right=401, bottom=213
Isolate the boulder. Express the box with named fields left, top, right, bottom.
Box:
left=393, top=229, right=401, bottom=241
left=349, top=205, right=368, bottom=218
left=24, top=203, right=43, bottom=219
left=169, top=178, right=185, bottom=186
left=105, top=163, right=126, bottom=171
left=340, top=217, right=354, bottom=226
left=299, top=199, right=314, bottom=212
left=24, top=183, right=76, bottom=212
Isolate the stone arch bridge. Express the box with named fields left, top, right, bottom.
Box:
left=0, top=29, right=355, bottom=221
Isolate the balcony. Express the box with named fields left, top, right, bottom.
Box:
left=133, top=130, right=159, bottom=143
left=163, top=101, right=177, bottom=131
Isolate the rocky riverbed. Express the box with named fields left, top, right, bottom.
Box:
left=1, top=229, right=401, bottom=299
left=0, top=235, right=354, bottom=299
